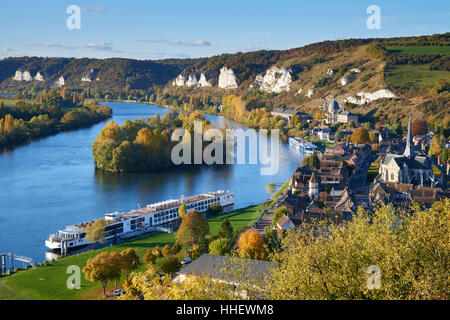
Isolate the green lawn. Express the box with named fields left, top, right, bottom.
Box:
left=0, top=200, right=273, bottom=300
left=386, top=46, right=450, bottom=55
left=385, top=64, right=449, bottom=88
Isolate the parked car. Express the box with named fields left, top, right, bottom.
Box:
left=113, top=289, right=126, bottom=297
left=181, top=257, right=192, bottom=265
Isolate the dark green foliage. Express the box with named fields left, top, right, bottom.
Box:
left=302, top=154, right=320, bottom=169
left=205, top=203, right=223, bottom=217
left=160, top=255, right=181, bottom=275
left=218, top=219, right=233, bottom=240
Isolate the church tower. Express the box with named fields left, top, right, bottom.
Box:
left=308, top=172, right=319, bottom=200
left=403, top=115, right=413, bottom=158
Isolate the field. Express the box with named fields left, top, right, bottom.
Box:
left=0, top=198, right=276, bottom=300
left=386, top=45, right=450, bottom=55
left=384, top=64, right=449, bottom=88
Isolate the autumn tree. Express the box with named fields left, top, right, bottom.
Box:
left=411, top=119, right=428, bottom=137
left=266, top=200, right=449, bottom=299
left=176, top=210, right=209, bottom=247
left=82, top=251, right=122, bottom=297
left=120, top=248, right=142, bottom=278
left=429, top=136, right=441, bottom=158
left=314, top=110, right=326, bottom=121
left=237, top=228, right=267, bottom=260
left=162, top=244, right=172, bottom=257
left=350, top=127, right=370, bottom=144
left=84, top=219, right=108, bottom=249
left=302, top=154, right=320, bottom=169
left=160, top=255, right=181, bottom=275
left=178, top=203, right=187, bottom=220
left=143, top=249, right=157, bottom=265
left=152, top=245, right=163, bottom=258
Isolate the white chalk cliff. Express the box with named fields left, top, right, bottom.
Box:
left=173, top=74, right=186, bottom=87
left=81, top=75, right=92, bottom=82
left=54, top=76, right=65, bottom=88
left=186, top=75, right=198, bottom=87
left=250, top=74, right=264, bottom=89
left=345, top=89, right=396, bottom=105
left=198, top=73, right=212, bottom=87
left=251, top=67, right=292, bottom=93
left=34, top=72, right=44, bottom=81
left=340, top=76, right=353, bottom=86
left=13, top=70, right=32, bottom=81
left=218, top=67, right=238, bottom=89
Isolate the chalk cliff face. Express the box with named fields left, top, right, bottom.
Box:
left=218, top=67, right=238, bottom=89
left=250, top=74, right=264, bottom=89
left=13, top=70, right=32, bottom=81
left=53, top=76, right=65, bottom=88
left=340, top=76, right=353, bottom=86
left=13, top=71, right=23, bottom=81
left=254, top=67, right=292, bottom=93
left=186, top=74, right=198, bottom=87
left=198, top=73, right=212, bottom=87
left=34, top=72, right=44, bottom=81
left=22, top=71, right=32, bottom=81
left=173, top=74, right=186, bottom=86
left=345, top=89, right=396, bottom=105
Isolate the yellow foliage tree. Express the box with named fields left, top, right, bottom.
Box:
left=237, top=228, right=267, bottom=260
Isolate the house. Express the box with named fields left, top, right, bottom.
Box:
left=276, top=214, right=295, bottom=232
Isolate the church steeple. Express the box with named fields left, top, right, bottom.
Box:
left=403, top=115, right=413, bottom=158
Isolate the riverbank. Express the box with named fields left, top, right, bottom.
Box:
left=0, top=200, right=274, bottom=300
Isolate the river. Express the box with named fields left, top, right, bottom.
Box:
left=0, top=102, right=303, bottom=262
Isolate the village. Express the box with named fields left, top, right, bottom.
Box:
left=266, top=100, right=449, bottom=233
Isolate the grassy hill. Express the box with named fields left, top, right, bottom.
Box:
left=1, top=33, right=448, bottom=131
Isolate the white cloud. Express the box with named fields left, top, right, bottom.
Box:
left=27, top=41, right=117, bottom=52
left=138, top=39, right=212, bottom=47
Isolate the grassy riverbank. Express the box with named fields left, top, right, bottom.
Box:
left=0, top=201, right=272, bottom=300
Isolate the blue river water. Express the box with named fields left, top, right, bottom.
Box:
left=0, top=102, right=302, bottom=262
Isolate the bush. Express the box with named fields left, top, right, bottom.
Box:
left=162, top=244, right=171, bottom=257
left=160, top=255, right=181, bottom=275
left=209, top=238, right=232, bottom=256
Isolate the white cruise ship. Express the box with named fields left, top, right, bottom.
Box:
left=45, top=190, right=234, bottom=251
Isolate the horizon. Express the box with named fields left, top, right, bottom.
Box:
left=1, top=0, right=449, bottom=60
left=1, top=32, right=449, bottom=62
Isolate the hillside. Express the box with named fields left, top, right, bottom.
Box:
left=0, top=33, right=448, bottom=131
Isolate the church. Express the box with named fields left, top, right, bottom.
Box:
left=379, top=116, right=436, bottom=186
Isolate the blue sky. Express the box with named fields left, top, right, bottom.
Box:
left=1, top=0, right=448, bottom=60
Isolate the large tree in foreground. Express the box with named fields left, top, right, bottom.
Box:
left=82, top=251, right=122, bottom=297
left=175, top=210, right=209, bottom=247
left=267, top=200, right=449, bottom=300
left=120, top=199, right=449, bottom=300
